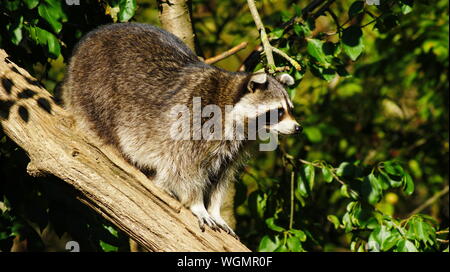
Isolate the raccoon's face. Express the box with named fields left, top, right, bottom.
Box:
left=233, top=72, right=302, bottom=135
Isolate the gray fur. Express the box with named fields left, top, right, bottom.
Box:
left=61, top=23, right=298, bottom=236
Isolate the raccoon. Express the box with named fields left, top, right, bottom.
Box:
left=61, top=23, right=301, bottom=237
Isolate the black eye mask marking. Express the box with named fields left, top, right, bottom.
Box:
left=256, top=108, right=284, bottom=126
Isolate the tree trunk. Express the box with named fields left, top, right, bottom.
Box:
left=0, top=49, right=250, bottom=252
left=157, top=0, right=196, bottom=51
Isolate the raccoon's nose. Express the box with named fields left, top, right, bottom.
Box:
left=294, top=125, right=303, bottom=134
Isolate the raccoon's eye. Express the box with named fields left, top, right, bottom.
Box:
left=264, top=108, right=284, bottom=125
left=278, top=108, right=285, bottom=118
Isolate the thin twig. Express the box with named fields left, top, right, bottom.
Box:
left=204, top=42, right=248, bottom=64
left=326, top=8, right=342, bottom=37
left=409, top=185, right=449, bottom=216
left=360, top=17, right=379, bottom=28
left=280, top=0, right=327, bottom=31
left=311, top=0, right=336, bottom=20
left=246, top=0, right=275, bottom=72
left=289, top=171, right=295, bottom=230
left=271, top=47, right=302, bottom=71
left=275, top=66, right=291, bottom=72
left=302, top=0, right=328, bottom=19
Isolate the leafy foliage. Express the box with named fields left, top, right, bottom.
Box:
left=0, top=0, right=448, bottom=252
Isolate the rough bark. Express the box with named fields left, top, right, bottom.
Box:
left=157, top=0, right=196, bottom=51
left=0, top=49, right=250, bottom=252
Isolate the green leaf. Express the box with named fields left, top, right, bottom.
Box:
left=362, top=173, right=383, bottom=205
left=322, top=68, right=336, bottom=82
left=379, top=161, right=404, bottom=187
left=294, top=23, right=311, bottom=37
left=24, top=0, right=40, bottom=9
left=286, top=236, right=303, bottom=252
left=417, top=221, right=436, bottom=246
left=336, top=162, right=360, bottom=178
left=340, top=184, right=351, bottom=198
left=269, top=28, right=284, bottom=40
left=265, top=217, right=285, bottom=232
left=99, top=240, right=119, bottom=252
left=370, top=225, right=400, bottom=251
left=342, top=212, right=353, bottom=232
left=375, top=14, right=399, bottom=33
left=348, top=1, right=365, bottom=18
left=305, top=164, right=315, bottom=191
left=38, top=0, right=67, bottom=33
left=118, top=0, right=137, bottom=22
left=406, top=216, right=437, bottom=247
left=377, top=172, right=391, bottom=190
left=289, top=229, right=307, bottom=242
left=401, top=4, right=413, bottom=15
left=248, top=191, right=266, bottom=219
left=382, top=161, right=404, bottom=176
left=327, top=215, right=340, bottom=229
left=322, top=167, right=333, bottom=183
left=293, top=4, right=302, bottom=16
left=274, top=244, right=289, bottom=252
left=322, top=42, right=337, bottom=56
left=367, top=235, right=381, bottom=252
left=258, top=235, right=280, bottom=252
left=307, top=39, right=328, bottom=65
left=6, top=16, right=23, bottom=45
left=350, top=202, right=373, bottom=227
left=26, top=26, right=61, bottom=58
left=297, top=165, right=315, bottom=198
left=341, top=26, right=364, bottom=61
left=4, top=0, right=20, bottom=11
left=402, top=173, right=414, bottom=195
left=304, top=126, right=323, bottom=143
left=396, top=239, right=418, bottom=252
left=103, top=225, right=119, bottom=238
left=297, top=175, right=309, bottom=197
left=293, top=24, right=302, bottom=37
left=336, top=65, right=350, bottom=77
left=0, top=231, right=12, bottom=240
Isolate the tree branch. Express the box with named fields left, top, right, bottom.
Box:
left=271, top=47, right=302, bottom=71
left=246, top=0, right=275, bottom=72
left=409, top=185, right=449, bottom=217
left=204, top=42, right=248, bottom=64
left=0, top=49, right=250, bottom=252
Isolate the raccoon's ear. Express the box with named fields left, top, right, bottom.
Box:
left=276, top=73, right=295, bottom=86
left=247, top=73, right=268, bottom=92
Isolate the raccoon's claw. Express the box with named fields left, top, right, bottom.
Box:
left=191, top=205, right=220, bottom=232
left=210, top=216, right=239, bottom=239
left=190, top=204, right=239, bottom=238
left=197, top=215, right=220, bottom=232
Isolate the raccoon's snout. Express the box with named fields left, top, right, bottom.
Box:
left=267, top=119, right=302, bottom=135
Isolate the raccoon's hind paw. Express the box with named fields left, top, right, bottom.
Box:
left=211, top=216, right=239, bottom=240
left=190, top=204, right=220, bottom=232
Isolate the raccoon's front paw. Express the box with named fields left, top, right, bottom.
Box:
left=190, top=204, right=220, bottom=232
